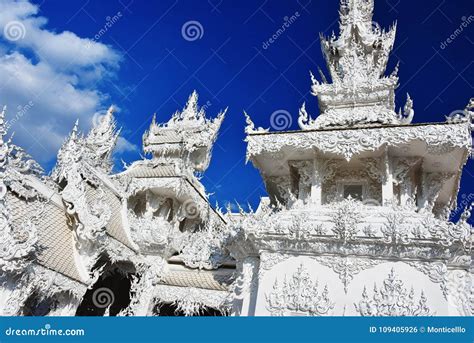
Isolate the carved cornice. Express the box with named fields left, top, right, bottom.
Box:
left=247, top=123, right=471, bottom=162
left=235, top=198, right=472, bottom=259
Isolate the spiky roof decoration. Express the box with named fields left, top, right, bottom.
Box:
left=143, top=91, right=226, bottom=173
left=298, top=0, right=413, bottom=129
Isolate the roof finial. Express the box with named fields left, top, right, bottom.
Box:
left=340, top=0, right=375, bottom=28
left=72, top=119, right=79, bottom=136
left=0, top=106, right=6, bottom=142
left=107, top=105, right=114, bottom=115
left=182, top=90, right=199, bottom=120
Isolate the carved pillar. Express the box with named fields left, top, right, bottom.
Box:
left=121, top=259, right=165, bottom=316
left=237, top=257, right=260, bottom=316
left=381, top=148, right=394, bottom=206
left=289, top=161, right=313, bottom=203
left=419, top=172, right=454, bottom=212
left=311, top=158, right=323, bottom=206
left=123, top=272, right=156, bottom=316
left=393, top=157, right=421, bottom=207
left=265, top=175, right=292, bottom=205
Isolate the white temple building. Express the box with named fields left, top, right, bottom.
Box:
left=0, top=0, right=472, bottom=316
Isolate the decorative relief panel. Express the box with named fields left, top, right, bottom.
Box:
left=355, top=269, right=433, bottom=316
left=314, top=256, right=384, bottom=293
left=266, top=264, right=334, bottom=316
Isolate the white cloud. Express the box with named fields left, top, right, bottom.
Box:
left=0, top=0, right=120, bottom=72
left=0, top=0, right=122, bottom=165
left=115, top=136, right=139, bottom=154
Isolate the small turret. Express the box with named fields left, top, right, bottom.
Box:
left=303, top=0, right=408, bottom=129
left=142, top=91, right=226, bottom=173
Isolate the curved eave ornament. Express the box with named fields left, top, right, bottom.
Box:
left=246, top=122, right=472, bottom=162
left=0, top=107, right=40, bottom=273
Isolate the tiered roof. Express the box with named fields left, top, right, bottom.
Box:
left=143, top=91, right=226, bottom=174
left=299, top=0, right=413, bottom=129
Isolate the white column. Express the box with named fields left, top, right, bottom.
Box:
left=381, top=147, right=394, bottom=206
left=311, top=158, right=323, bottom=206
left=235, top=257, right=259, bottom=316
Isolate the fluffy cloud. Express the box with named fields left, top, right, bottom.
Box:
left=0, top=0, right=132, bottom=165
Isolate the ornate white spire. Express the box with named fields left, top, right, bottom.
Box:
left=52, top=120, right=83, bottom=182
left=244, top=111, right=268, bottom=134
left=339, top=0, right=375, bottom=28
left=85, top=106, right=120, bottom=174
left=143, top=91, right=226, bottom=173
left=179, top=90, right=204, bottom=121
left=300, top=0, right=407, bottom=129
left=0, top=106, right=6, bottom=144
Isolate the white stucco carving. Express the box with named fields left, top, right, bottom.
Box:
left=0, top=0, right=471, bottom=318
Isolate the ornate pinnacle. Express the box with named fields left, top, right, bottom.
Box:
left=84, top=106, right=120, bottom=173
left=244, top=111, right=268, bottom=134
left=106, top=105, right=114, bottom=115
left=318, top=67, right=328, bottom=84
left=298, top=103, right=313, bottom=130
left=244, top=111, right=256, bottom=134
left=0, top=106, right=6, bottom=143
left=71, top=119, right=79, bottom=138
left=62, top=120, right=81, bottom=156
left=400, top=93, right=414, bottom=125
left=182, top=90, right=200, bottom=120
left=340, top=0, right=375, bottom=27
left=309, top=71, right=319, bottom=86
left=143, top=91, right=225, bottom=173
left=390, top=61, right=400, bottom=78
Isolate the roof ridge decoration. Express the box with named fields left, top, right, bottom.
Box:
left=52, top=120, right=112, bottom=265
left=85, top=106, right=121, bottom=174
left=53, top=107, right=120, bottom=180
left=299, top=0, right=413, bottom=129
left=0, top=106, right=40, bottom=273
left=143, top=91, right=226, bottom=174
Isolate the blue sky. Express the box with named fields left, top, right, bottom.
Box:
left=0, top=0, right=472, bottom=213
